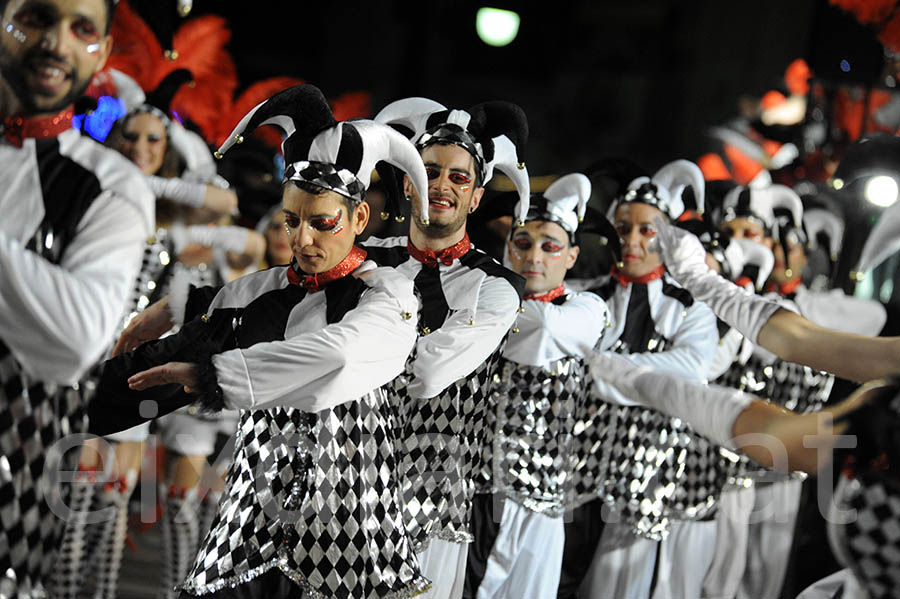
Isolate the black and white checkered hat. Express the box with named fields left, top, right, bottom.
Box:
left=719, top=183, right=803, bottom=233
left=609, top=159, right=706, bottom=222
left=375, top=97, right=531, bottom=224
left=519, top=173, right=591, bottom=240
left=216, top=84, right=429, bottom=220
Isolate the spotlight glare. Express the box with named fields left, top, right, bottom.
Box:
left=476, top=7, right=520, bottom=47
left=865, top=175, right=899, bottom=208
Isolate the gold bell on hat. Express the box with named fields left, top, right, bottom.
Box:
left=380, top=211, right=390, bottom=221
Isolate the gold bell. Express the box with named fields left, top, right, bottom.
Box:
left=380, top=211, right=390, bottom=221
left=578, top=215, right=584, bottom=222
left=512, top=327, right=519, bottom=334
left=515, top=220, right=525, bottom=228
left=419, top=216, right=430, bottom=226
left=784, top=268, right=793, bottom=278
left=599, top=238, right=608, bottom=246
left=213, top=151, right=223, bottom=159
left=234, top=134, right=244, bottom=144
left=422, top=327, right=431, bottom=335
left=178, top=3, right=191, bottom=16
left=517, top=162, right=525, bottom=169
left=401, top=312, right=412, bottom=320
left=616, top=261, right=625, bottom=269
left=395, top=215, right=406, bottom=223
left=518, top=306, right=525, bottom=313
left=164, top=49, right=179, bottom=61
left=468, top=319, right=475, bottom=326
left=201, top=314, right=210, bottom=323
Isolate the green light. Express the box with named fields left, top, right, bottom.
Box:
left=476, top=7, right=520, bottom=47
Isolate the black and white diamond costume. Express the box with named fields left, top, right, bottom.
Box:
left=0, top=114, right=154, bottom=598
left=88, top=84, right=434, bottom=598
left=466, top=174, right=610, bottom=599
left=575, top=160, right=722, bottom=599
left=364, top=98, right=528, bottom=599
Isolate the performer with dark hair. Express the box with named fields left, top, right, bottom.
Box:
left=0, top=0, right=155, bottom=595
left=576, top=160, right=721, bottom=599
left=88, top=84, right=431, bottom=598
left=465, top=174, right=609, bottom=598
left=363, top=97, right=528, bottom=599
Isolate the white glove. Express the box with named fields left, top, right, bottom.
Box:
left=654, top=216, right=786, bottom=343
left=168, top=224, right=249, bottom=255
left=588, top=351, right=753, bottom=447
left=147, top=175, right=206, bottom=208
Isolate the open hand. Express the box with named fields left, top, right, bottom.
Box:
left=113, top=297, right=174, bottom=356
left=128, top=361, right=198, bottom=392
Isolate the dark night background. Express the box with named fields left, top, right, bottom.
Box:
left=190, top=0, right=880, bottom=176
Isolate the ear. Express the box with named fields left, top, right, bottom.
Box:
left=403, top=174, right=415, bottom=199
left=351, top=201, right=370, bottom=235
left=469, top=186, right=485, bottom=213
left=565, top=245, right=580, bottom=270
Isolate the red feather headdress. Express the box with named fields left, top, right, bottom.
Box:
left=103, top=0, right=238, bottom=143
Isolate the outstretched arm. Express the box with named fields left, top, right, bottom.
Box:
left=655, top=218, right=900, bottom=382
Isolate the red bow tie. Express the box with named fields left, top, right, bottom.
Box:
left=1, top=108, right=74, bottom=147
left=407, top=233, right=471, bottom=268
left=287, top=246, right=368, bottom=292
left=766, top=277, right=802, bottom=297
left=611, top=264, right=666, bottom=287
left=524, top=284, right=566, bottom=302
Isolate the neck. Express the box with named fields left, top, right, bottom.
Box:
left=409, top=220, right=467, bottom=252
left=0, top=78, right=24, bottom=119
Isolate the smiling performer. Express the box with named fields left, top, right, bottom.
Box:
left=0, top=0, right=155, bottom=596
left=87, top=84, right=431, bottom=598
left=464, top=174, right=609, bottom=599
left=362, top=98, right=528, bottom=599
left=575, top=159, right=721, bottom=599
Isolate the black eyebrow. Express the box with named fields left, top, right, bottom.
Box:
left=282, top=209, right=298, bottom=217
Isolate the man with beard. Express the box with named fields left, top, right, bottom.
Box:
left=0, top=0, right=153, bottom=595
left=361, top=98, right=529, bottom=599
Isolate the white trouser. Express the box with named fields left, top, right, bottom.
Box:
left=702, top=486, right=755, bottom=598
left=418, top=538, right=467, bottom=599
left=738, top=479, right=803, bottom=599
left=158, top=412, right=222, bottom=457
left=582, top=519, right=717, bottom=599
left=476, top=498, right=564, bottom=599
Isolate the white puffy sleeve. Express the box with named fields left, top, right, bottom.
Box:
left=0, top=190, right=152, bottom=384
left=212, top=267, right=419, bottom=411
left=407, top=275, right=520, bottom=398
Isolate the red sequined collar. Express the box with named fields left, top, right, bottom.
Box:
left=525, top=284, right=566, bottom=302
left=287, top=246, right=368, bottom=292
left=407, top=233, right=471, bottom=268
left=611, top=264, right=666, bottom=287
left=766, top=277, right=802, bottom=296
left=2, top=107, right=74, bottom=147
